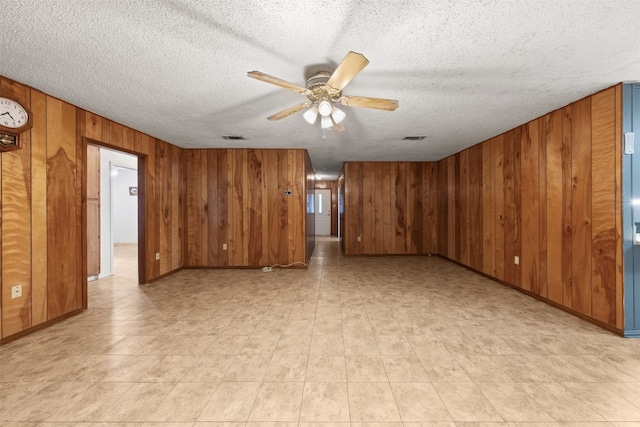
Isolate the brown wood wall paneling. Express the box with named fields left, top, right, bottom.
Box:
left=344, top=162, right=361, bottom=255
left=482, top=140, right=494, bottom=276
left=86, top=144, right=100, bottom=277
left=470, top=145, right=483, bottom=271
left=538, top=118, right=548, bottom=299
left=85, top=122, right=182, bottom=285
left=433, top=85, right=623, bottom=331
left=545, top=110, right=564, bottom=304
left=561, top=105, right=573, bottom=307
left=211, top=149, right=221, bottom=265
left=512, top=126, right=522, bottom=288
left=157, top=142, right=169, bottom=273
left=305, top=152, right=315, bottom=259
left=30, top=90, right=48, bottom=327
left=502, top=130, right=515, bottom=284
left=493, top=135, right=505, bottom=281
left=570, top=97, right=592, bottom=316
left=342, top=161, right=435, bottom=256
left=590, top=88, right=617, bottom=325
left=184, top=148, right=311, bottom=268
left=614, top=85, right=623, bottom=331
left=76, top=107, right=87, bottom=309
left=46, top=96, right=78, bottom=320
left=436, top=160, right=448, bottom=256
left=520, top=119, right=540, bottom=293
left=1, top=79, right=32, bottom=337
left=0, top=75, right=185, bottom=340
left=427, top=163, right=438, bottom=255
left=372, top=162, right=382, bottom=254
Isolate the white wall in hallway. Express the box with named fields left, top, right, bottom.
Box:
left=99, top=148, right=137, bottom=278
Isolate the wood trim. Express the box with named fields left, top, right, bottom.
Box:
left=435, top=253, right=623, bottom=336
left=137, top=156, right=148, bottom=284
left=0, top=308, right=85, bottom=346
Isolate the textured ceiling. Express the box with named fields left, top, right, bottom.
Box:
left=2, top=1, right=639, bottom=179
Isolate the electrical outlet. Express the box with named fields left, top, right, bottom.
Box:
left=11, top=285, right=22, bottom=299
left=357, top=235, right=361, bottom=242
left=155, top=252, right=160, bottom=261
left=514, top=256, right=520, bottom=265
left=222, top=243, right=228, bottom=250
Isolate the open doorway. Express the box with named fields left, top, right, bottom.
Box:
left=86, top=144, right=139, bottom=284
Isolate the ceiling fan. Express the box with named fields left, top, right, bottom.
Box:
left=248, top=51, right=399, bottom=133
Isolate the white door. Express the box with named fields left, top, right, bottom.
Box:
left=314, top=189, right=331, bottom=235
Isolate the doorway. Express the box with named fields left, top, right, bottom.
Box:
left=314, top=189, right=332, bottom=236
left=86, top=144, right=139, bottom=282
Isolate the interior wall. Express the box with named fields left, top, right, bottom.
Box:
left=314, top=180, right=338, bottom=235
left=0, top=75, right=185, bottom=341
left=111, top=167, right=138, bottom=244
left=306, top=152, right=316, bottom=259
left=184, top=148, right=313, bottom=267
left=99, top=149, right=138, bottom=278
left=342, top=162, right=438, bottom=255
left=436, top=85, right=624, bottom=331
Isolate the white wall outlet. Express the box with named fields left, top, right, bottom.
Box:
left=222, top=243, right=228, bottom=250
left=11, top=285, right=22, bottom=299
left=357, top=235, right=361, bottom=242
left=514, top=256, right=520, bottom=265
left=155, top=252, right=160, bottom=261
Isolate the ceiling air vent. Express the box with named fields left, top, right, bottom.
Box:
left=222, top=135, right=246, bottom=140
left=402, top=136, right=426, bottom=141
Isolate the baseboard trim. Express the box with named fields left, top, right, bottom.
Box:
left=623, top=330, right=640, bottom=338
left=0, top=308, right=86, bottom=346
left=434, top=254, right=625, bottom=337
left=144, top=267, right=183, bottom=284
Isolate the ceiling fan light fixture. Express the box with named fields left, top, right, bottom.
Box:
left=330, top=106, right=346, bottom=124
left=320, top=114, right=333, bottom=129
left=318, top=100, right=332, bottom=117
left=303, top=106, right=319, bottom=124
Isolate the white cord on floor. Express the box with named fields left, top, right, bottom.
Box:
left=261, top=261, right=308, bottom=272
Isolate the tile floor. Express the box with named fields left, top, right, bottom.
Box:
left=2, top=238, right=640, bottom=426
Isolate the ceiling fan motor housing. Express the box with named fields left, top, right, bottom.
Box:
left=305, top=71, right=341, bottom=102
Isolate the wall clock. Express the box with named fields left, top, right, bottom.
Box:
left=0, top=96, right=33, bottom=152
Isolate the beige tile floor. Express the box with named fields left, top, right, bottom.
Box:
left=2, top=238, right=640, bottom=426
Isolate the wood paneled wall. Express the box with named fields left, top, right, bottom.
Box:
left=342, top=162, right=438, bottom=255
left=437, top=85, right=623, bottom=330
left=315, top=180, right=338, bottom=236
left=306, top=155, right=316, bottom=258
left=0, top=75, right=184, bottom=341
left=185, top=149, right=313, bottom=267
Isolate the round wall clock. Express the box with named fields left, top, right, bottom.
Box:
left=0, top=96, right=33, bottom=152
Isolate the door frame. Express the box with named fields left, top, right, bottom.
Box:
left=83, top=137, right=147, bottom=308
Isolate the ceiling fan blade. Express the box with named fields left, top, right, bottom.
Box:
left=338, top=95, right=399, bottom=111
left=326, top=51, right=369, bottom=92
left=267, top=103, right=311, bottom=121
left=248, top=71, right=310, bottom=95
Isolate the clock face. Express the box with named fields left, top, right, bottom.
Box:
left=0, top=97, right=29, bottom=129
